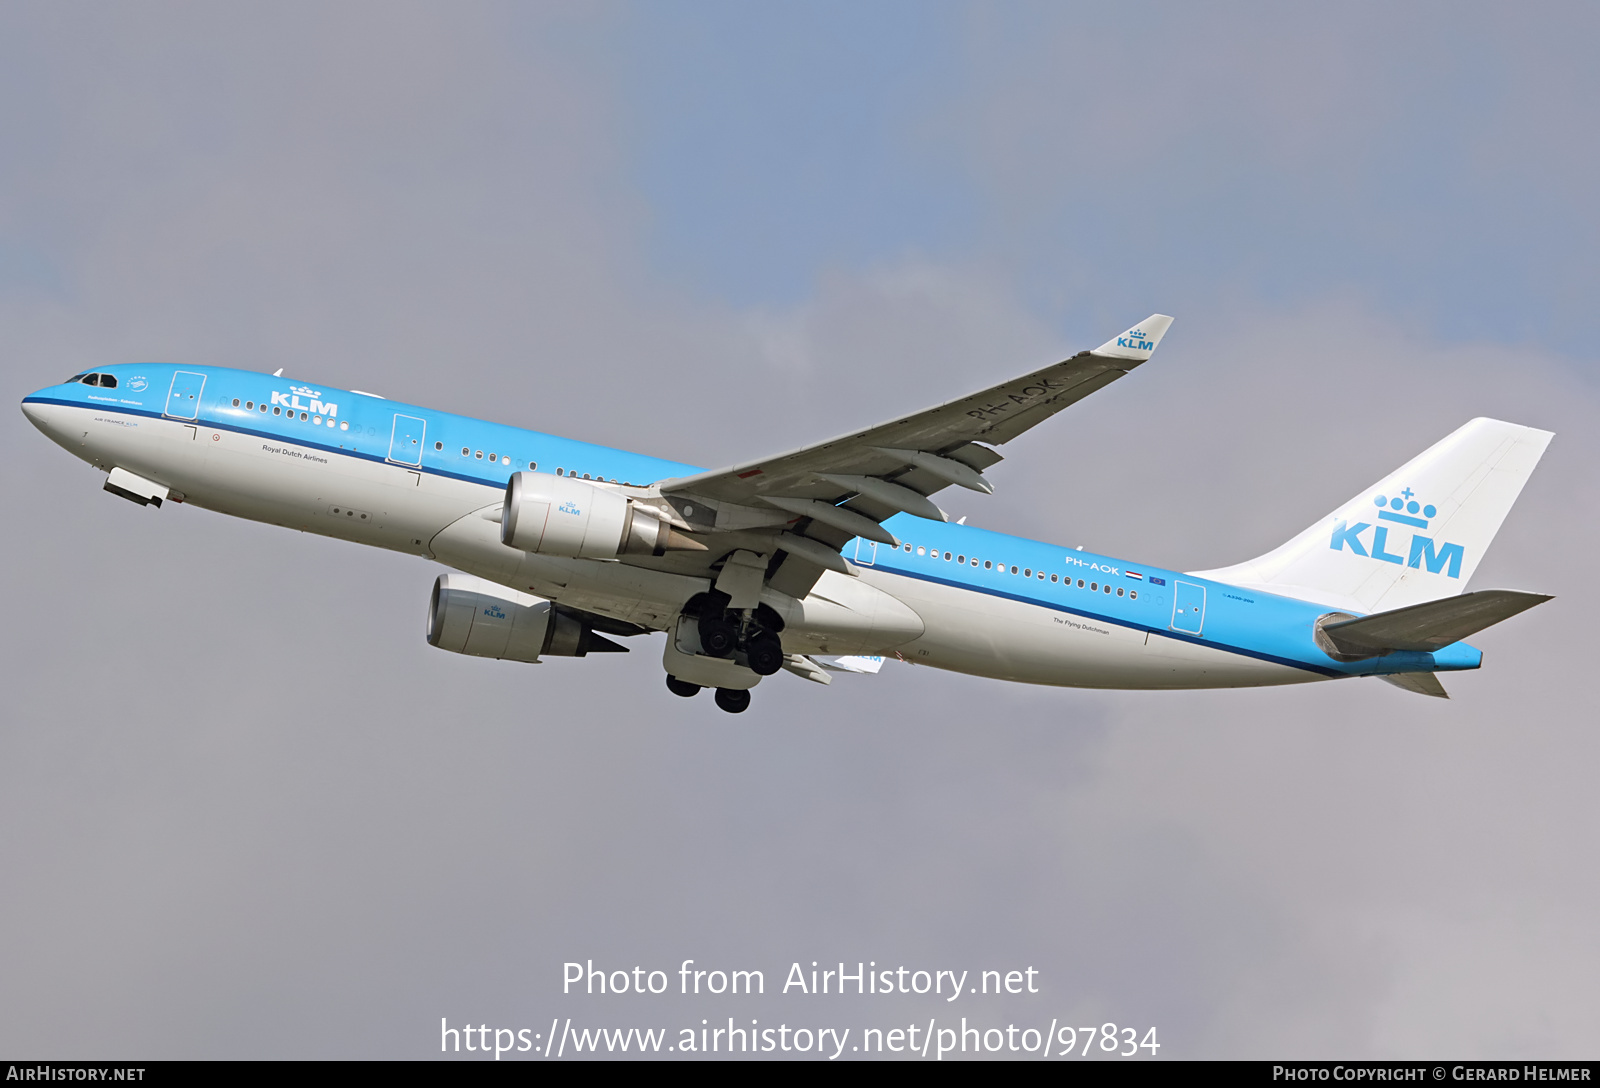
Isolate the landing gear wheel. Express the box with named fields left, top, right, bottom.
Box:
left=746, top=636, right=784, bottom=676
left=698, top=617, right=738, bottom=658
left=665, top=675, right=701, bottom=698
left=714, top=687, right=751, bottom=714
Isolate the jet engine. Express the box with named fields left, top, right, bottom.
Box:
left=500, top=472, right=702, bottom=559
left=426, top=573, right=625, bottom=662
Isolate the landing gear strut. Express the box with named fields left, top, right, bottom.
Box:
left=714, top=687, right=751, bottom=714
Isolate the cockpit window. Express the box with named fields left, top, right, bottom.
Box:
left=99, top=374, right=117, bottom=388
left=82, top=374, right=100, bottom=386
left=65, top=373, right=87, bottom=383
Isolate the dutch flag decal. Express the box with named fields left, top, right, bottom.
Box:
left=1126, top=571, right=1143, bottom=581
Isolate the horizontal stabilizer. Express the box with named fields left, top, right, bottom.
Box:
left=1321, top=589, right=1551, bottom=656
left=1378, top=672, right=1450, bottom=699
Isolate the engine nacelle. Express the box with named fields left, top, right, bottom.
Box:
left=501, top=472, right=693, bottom=559
left=426, top=573, right=623, bottom=661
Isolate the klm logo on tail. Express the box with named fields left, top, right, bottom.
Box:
left=1329, top=490, right=1465, bottom=577
left=1117, top=328, right=1157, bottom=352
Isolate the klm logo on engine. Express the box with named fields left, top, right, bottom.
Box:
left=270, top=385, right=338, bottom=418
left=1328, top=489, right=1464, bottom=578
left=1116, top=328, right=1157, bottom=352
left=557, top=500, right=581, bottom=516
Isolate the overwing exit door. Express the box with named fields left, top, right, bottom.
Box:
left=388, top=414, right=425, bottom=467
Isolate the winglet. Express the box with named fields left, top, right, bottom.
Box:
left=1094, top=314, right=1174, bottom=362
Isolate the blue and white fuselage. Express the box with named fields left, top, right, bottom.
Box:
left=20, top=329, right=1551, bottom=710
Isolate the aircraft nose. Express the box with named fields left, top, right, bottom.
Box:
left=21, top=393, right=59, bottom=437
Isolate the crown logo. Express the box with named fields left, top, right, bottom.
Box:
left=1373, top=488, right=1435, bottom=529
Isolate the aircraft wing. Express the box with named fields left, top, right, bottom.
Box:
left=655, top=315, right=1172, bottom=574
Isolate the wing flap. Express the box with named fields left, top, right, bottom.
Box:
left=659, top=314, right=1170, bottom=509
left=642, top=315, right=1171, bottom=605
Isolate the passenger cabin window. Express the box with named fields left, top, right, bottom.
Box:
left=434, top=441, right=443, bottom=450
left=528, top=461, right=537, bottom=470
left=260, top=404, right=268, bottom=412
left=489, top=453, right=497, bottom=462
left=232, top=399, right=240, bottom=407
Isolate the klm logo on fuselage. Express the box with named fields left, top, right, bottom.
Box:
left=1329, top=489, right=1464, bottom=578
left=270, top=386, right=338, bottom=418
left=1116, top=328, right=1156, bottom=352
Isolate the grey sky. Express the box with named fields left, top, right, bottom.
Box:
left=1, top=2, right=1595, bottom=1059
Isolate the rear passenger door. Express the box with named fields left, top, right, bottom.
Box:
left=1170, top=580, right=1206, bottom=635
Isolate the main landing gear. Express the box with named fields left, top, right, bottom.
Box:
left=665, top=591, right=787, bottom=714
left=663, top=674, right=751, bottom=714
left=691, top=593, right=785, bottom=677
left=714, top=688, right=751, bottom=714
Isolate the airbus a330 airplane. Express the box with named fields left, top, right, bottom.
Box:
left=21, top=315, right=1553, bottom=713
